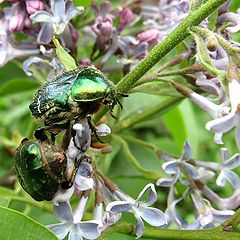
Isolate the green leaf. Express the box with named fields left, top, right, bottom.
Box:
left=53, top=37, right=77, bottom=71
left=162, top=105, right=187, bottom=151
left=190, top=30, right=225, bottom=80
left=0, top=206, right=58, bottom=240
left=73, top=0, right=91, bottom=7
left=131, top=81, right=182, bottom=97
left=0, top=78, right=39, bottom=97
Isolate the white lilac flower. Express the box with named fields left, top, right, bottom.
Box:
left=74, top=161, right=94, bottom=195
left=206, top=79, right=240, bottom=148
left=215, top=148, right=240, bottom=189
left=30, top=0, right=84, bottom=43
left=48, top=198, right=101, bottom=240
left=106, top=183, right=167, bottom=238
left=162, top=141, right=199, bottom=179
left=218, top=10, right=240, bottom=33
left=190, top=190, right=234, bottom=228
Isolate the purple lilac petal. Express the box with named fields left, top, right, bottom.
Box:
left=37, top=22, right=54, bottom=43
left=138, top=206, right=167, bottom=226
left=135, top=213, right=145, bottom=239
left=106, top=201, right=132, bottom=213
left=135, top=183, right=157, bottom=207
left=30, top=11, right=54, bottom=22
left=181, top=141, right=192, bottom=161
left=79, top=221, right=100, bottom=239
left=48, top=223, right=70, bottom=240
left=54, top=201, right=73, bottom=222
left=99, top=2, right=111, bottom=16
left=162, top=160, right=179, bottom=174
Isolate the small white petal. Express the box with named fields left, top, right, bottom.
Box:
left=222, top=169, right=240, bottom=189
left=135, top=183, right=158, bottom=207
left=96, top=123, right=111, bottom=136
left=48, top=223, right=70, bottom=240
left=162, top=160, right=179, bottom=174
left=181, top=141, right=192, bottom=161
left=135, top=213, right=145, bottom=239
left=156, top=177, right=176, bottom=187
left=74, top=175, right=94, bottom=191
left=79, top=221, right=100, bottom=239
left=216, top=171, right=226, bottom=187
left=206, top=112, right=236, bottom=133
left=229, top=79, right=240, bottom=111
left=138, top=206, right=167, bottom=226
left=30, top=11, right=54, bottom=22
left=183, top=162, right=199, bottom=179
left=106, top=201, right=132, bottom=213
left=224, top=153, right=240, bottom=169
left=53, top=201, right=73, bottom=222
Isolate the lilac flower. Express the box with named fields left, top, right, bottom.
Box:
left=215, top=148, right=240, bottom=189
left=91, top=1, right=115, bottom=51
left=218, top=9, right=240, bottom=33
left=206, top=79, right=240, bottom=148
left=162, top=141, right=199, bottom=179
left=48, top=198, right=101, bottom=240
left=0, top=29, right=39, bottom=67
left=30, top=0, right=84, bottom=43
left=106, top=183, right=167, bottom=238
left=74, top=162, right=94, bottom=195
left=190, top=190, right=234, bottom=228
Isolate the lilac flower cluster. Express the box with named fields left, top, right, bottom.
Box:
left=48, top=119, right=167, bottom=239
left=157, top=141, right=239, bottom=229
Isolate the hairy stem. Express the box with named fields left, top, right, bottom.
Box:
left=116, top=0, right=228, bottom=93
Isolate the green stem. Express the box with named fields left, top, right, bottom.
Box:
left=115, top=0, right=228, bottom=93
left=101, top=222, right=240, bottom=240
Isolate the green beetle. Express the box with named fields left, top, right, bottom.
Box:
left=29, top=66, right=123, bottom=128
left=13, top=139, right=76, bottom=201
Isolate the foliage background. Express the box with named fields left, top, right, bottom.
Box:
left=0, top=0, right=240, bottom=239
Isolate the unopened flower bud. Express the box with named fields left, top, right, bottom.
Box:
left=8, top=2, right=26, bottom=32
left=137, top=29, right=159, bottom=45
left=207, top=38, right=218, bottom=52
left=79, top=58, right=92, bottom=66
left=117, top=8, right=133, bottom=32
left=25, top=0, right=44, bottom=15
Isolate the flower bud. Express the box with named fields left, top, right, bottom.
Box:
left=8, top=2, right=26, bottom=32
left=207, top=38, right=218, bottom=52
left=137, top=29, right=159, bottom=45
left=25, top=0, right=44, bottom=15
left=117, top=8, right=133, bottom=32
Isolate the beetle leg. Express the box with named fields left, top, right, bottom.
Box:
left=86, top=115, right=104, bottom=143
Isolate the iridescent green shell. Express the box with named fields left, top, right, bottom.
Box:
left=13, top=140, right=67, bottom=201
left=29, top=66, right=115, bottom=123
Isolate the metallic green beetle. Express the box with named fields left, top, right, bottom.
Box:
left=29, top=66, right=122, bottom=127
left=13, top=139, right=75, bottom=201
